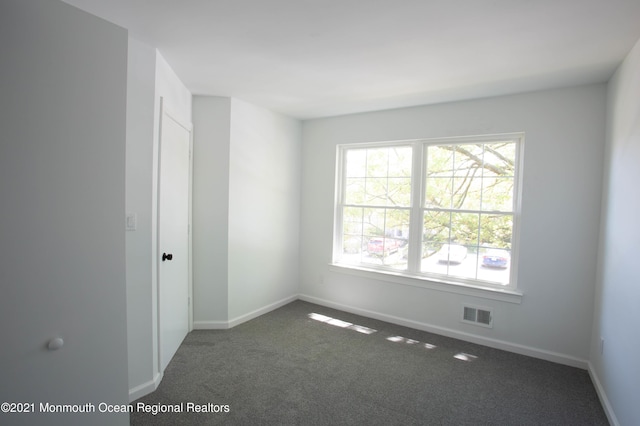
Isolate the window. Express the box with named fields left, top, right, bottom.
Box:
left=334, top=134, right=523, bottom=290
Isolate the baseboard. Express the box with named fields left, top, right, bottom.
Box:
left=298, top=294, right=589, bottom=369
left=193, top=320, right=230, bottom=330
left=588, top=362, right=620, bottom=426
left=128, top=371, right=163, bottom=402
left=193, top=295, right=298, bottom=330
left=228, top=294, right=298, bottom=328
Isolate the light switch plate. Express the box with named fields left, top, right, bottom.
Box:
left=126, top=213, right=137, bottom=231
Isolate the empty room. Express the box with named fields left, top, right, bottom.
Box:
left=1, top=0, right=639, bottom=425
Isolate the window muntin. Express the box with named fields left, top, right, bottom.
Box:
left=335, top=135, right=522, bottom=289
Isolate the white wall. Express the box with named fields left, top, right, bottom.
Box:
left=155, top=54, right=193, bottom=126
left=300, top=85, right=606, bottom=366
left=125, top=37, right=157, bottom=400
left=590, top=37, right=640, bottom=426
left=228, top=99, right=302, bottom=321
left=192, top=96, right=232, bottom=327
left=192, top=97, right=301, bottom=327
left=0, top=1, right=129, bottom=424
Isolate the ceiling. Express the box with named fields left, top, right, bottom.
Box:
left=61, top=0, right=640, bottom=120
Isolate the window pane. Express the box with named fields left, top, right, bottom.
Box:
left=344, top=146, right=412, bottom=208
left=452, top=175, right=482, bottom=210
left=426, top=146, right=454, bottom=175
left=341, top=207, right=364, bottom=264
left=478, top=246, right=511, bottom=284
left=381, top=209, right=410, bottom=270
left=356, top=208, right=410, bottom=270
left=481, top=177, right=514, bottom=212
left=387, top=177, right=412, bottom=206
left=363, top=208, right=385, bottom=238
left=388, top=146, right=413, bottom=177
left=451, top=213, right=479, bottom=246
left=345, top=178, right=365, bottom=205
left=449, top=248, right=479, bottom=281
left=483, top=142, right=515, bottom=178
left=364, top=177, right=388, bottom=206
left=385, top=209, right=410, bottom=241
left=425, top=177, right=452, bottom=209
left=366, top=148, right=389, bottom=177
left=422, top=210, right=451, bottom=257
left=342, top=235, right=363, bottom=258
left=479, top=214, right=513, bottom=249
left=453, top=144, right=484, bottom=177
left=346, top=149, right=367, bottom=177
left=343, top=207, right=363, bottom=236
left=341, top=206, right=411, bottom=269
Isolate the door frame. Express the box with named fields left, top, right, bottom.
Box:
left=155, top=96, right=193, bottom=374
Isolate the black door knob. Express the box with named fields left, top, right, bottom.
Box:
left=162, top=253, right=173, bottom=261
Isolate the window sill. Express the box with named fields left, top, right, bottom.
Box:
left=328, top=263, right=523, bottom=304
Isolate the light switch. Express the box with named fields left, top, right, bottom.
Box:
left=126, top=213, right=137, bottom=231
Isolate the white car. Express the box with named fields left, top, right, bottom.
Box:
left=437, top=244, right=468, bottom=264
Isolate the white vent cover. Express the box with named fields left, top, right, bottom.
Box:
left=462, top=305, right=493, bottom=328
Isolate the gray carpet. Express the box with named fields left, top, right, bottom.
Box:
left=131, top=300, right=608, bottom=425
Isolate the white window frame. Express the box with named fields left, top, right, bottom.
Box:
left=332, top=133, right=524, bottom=303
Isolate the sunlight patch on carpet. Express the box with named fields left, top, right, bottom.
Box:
left=454, top=352, right=478, bottom=362
left=308, top=313, right=377, bottom=334
left=387, top=335, right=438, bottom=350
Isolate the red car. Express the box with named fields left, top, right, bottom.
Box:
left=367, top=237, right=401, bottom=256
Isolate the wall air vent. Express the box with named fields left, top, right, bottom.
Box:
left=462, top=305, right=493, bottom=328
